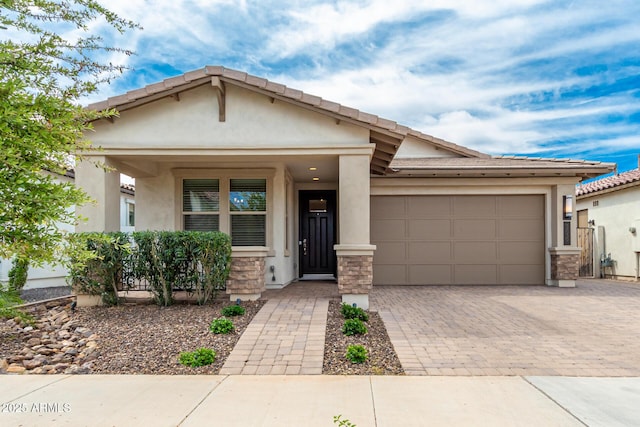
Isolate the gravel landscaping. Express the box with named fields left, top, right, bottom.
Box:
left=75, top=300, right=265, bottom=374
left=2, top=294, right=403, bottom=375
left=323, top=300, right=403, bottom=375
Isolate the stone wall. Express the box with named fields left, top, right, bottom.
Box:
left=551, top=253, right=580, bottom=280
left=226, top=256, right=266, bottom=296
left=337, top=255, right=373, bottom=295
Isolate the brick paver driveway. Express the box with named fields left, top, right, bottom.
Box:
left=371, top=279, right=640, bottom=376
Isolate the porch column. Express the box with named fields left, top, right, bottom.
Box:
left=226, top=247, right=268, bottom=301
left=334, top=154, right=376, bottom=309
left=547, top=184, right=580, bottom=287
left=75, top=156, right=120, bottom=232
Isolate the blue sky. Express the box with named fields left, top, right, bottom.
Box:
left=85, top=1, right=640, bottom=173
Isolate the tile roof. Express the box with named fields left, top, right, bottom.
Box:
left=390, top=155, right=615, bottom=178
left=576, top=168, right=640, bottom=196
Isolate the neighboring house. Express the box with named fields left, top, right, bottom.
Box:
left=76, top=66, right=614, bottom=308
left=0, top=178, right=136, bottom=290
left=576, top=158, right=640, bottom=281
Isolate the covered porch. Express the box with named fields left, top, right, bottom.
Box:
left=75, top=144, right=390, bottom=309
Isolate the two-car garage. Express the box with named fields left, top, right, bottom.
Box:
left=370, top=195, right=545, bottom=285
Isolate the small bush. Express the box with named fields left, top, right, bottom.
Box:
left=342, top=318, right=367, bottom=336
left=210, top=318, right=234, bottom=334
left=221, top=305, right=246, bottom=317
left=345, top=345, right=368, bottom=364
left=179, top=348, right=216, bottom=367
left=340, top=303, right=369, bottom=321
left=0, top=288, right=33, bottom=324
left=8, top=258, right=29, bottom=293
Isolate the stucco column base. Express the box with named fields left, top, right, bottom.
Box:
left=547, top=247, right=581, bottom=287
left=226, top=247, right=268, bottom=302
left=335, top=245, right=376, bottom=310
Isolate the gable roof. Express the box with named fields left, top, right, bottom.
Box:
left=577, top=167, right=640, bottom=197
left=88, top=65, right=615, bottom=179
left=87, top=66, right=486, bottom=175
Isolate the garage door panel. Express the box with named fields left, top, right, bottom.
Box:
left=500, top=265, right=545, bottom=285
left=408, top=219, right=452, bottom=239
left=371, top=219, right=406, bottom=241
left=453, top=196, right=496, bottom=217
left=499, top=195, right=544, bottom=217
left=407, top=196, right=451, bottom=217
left=454, top=242, right=497, bottom=263
left=374, top=242, right=406, bottom=264
left=371, top=196, right=406, bottom=218
left=454, top=219, right=497, bottom=239
left=409, top=265, right=452, bottom=285
left=373, top=265, right=406, bottom=285
left=499, top=241, right=545, bottom=264
left=455, top=265, right=498, bottom=284
left=408, top=242, right=452, bottom=263
left=499, top=218, right=544, bottom=238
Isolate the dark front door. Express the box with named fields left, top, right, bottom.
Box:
left=299, top=190, right=336, bottom=276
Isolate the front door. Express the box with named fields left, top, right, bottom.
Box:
left=299, top=190, right=336, bottom=277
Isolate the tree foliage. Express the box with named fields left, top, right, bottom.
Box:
left=0, top=0, right=139, bottom=264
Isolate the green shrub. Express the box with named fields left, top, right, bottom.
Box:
left=69, top=230, right=232, bottom=307
left=210, top=318, right=234, bottom=334
left=342, top=318, right=367, bottom=336
left=178, top=348, right=216, bottom=367
left=132, top=231, right=232, bottom=306
left=8, top=258, right=29, bottom=293
left=345, top=344, right=368, bottom=364
left=221, top=304, right=246, bottom=316
left=340, top=303, right=369, bottom=321
left=68, top=232, right=130, bottom=306
left=0, top=287, right=33, bottom=324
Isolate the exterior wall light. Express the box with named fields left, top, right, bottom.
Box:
left=563, top=195, right=573, bottom=220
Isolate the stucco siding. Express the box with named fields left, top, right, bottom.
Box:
left=90, top=85, right=369, bottom=148
left=577, top=186, right=640, bottom=279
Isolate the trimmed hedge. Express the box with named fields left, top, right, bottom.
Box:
left=69, top=231, right=232, bottom=306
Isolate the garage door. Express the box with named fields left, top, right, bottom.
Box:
left=371, top=195, right=545, bottom=285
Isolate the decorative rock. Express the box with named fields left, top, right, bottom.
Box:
left=23, top=358, right=44, bottom=370
left=3, top=303, right=97, bottom=375
left=26, top=337, right=41, bottom=346
left=6, top=364, right=26, bottom=374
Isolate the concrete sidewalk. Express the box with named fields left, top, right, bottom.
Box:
left=2, top=375, right=639, bottom=426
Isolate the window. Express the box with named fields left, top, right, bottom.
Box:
left=230, top=179, right=266, bottom=246
left=183, top=179, right=219, bottom=231
left=181, top=177, right=268, bottom=247
left=126, top=201, right=135, bottom=227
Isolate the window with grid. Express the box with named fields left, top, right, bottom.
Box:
left=230, top=179, right=266, bottom=246
left=182, top=179, right=219, bottom=231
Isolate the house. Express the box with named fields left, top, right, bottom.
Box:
left=0, top=176, right=136, bottom=290
left=76, top=66, right=614, bottom=308
left=576, top=157, right=640, bottom=281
